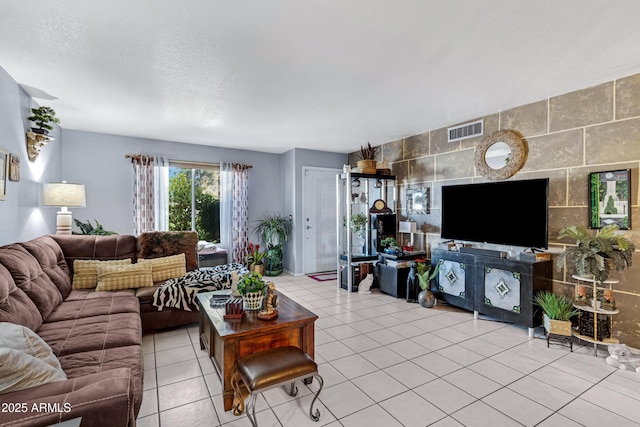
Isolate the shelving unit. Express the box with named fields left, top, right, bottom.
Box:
left=336, top=168, right=396, bottom=292
left=572, top=274, right=619, bottom=355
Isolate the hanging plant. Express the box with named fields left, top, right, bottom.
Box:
left=27, top=106, right=60, bottom=135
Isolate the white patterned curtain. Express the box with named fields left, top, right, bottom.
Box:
left=220, top=163, right=250, bottom=262
left=153, top=156, right=169, bottom=231
left=131, top=155, right=169, bottom=235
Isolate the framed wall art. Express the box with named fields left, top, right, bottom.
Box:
left=589, top=169, right=631, bottom=229
left=9, top=153, right=20, bottom=182
left=407, top=187, right=430, bottom=215
left=0, top=147, right=7, bottom=201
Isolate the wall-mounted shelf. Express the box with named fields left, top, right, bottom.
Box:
left=26, top=131, right=54, bottom=162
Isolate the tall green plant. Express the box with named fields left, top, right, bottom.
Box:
left=254, top=213, right=292, bottom=248
left=557, top=224, right=635, bottom=282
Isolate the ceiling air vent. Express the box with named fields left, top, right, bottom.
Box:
left=447, top=119, right=483, bottom=143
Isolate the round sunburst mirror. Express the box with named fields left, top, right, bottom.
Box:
left=475, top=130, right=527, bottom=180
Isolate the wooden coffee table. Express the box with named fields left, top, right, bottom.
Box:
left=197, top=291, right=318, bottom=412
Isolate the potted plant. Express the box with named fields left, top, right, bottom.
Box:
left=357, top=142, right=377, bottom=174
left=237, top=272, right=267, bottom=310
left=416, top=262, right=440, bottom=308
left=27, top=106, right=60, bottom=135
left=346, top=213, right=368, bottom=255
left=350, top=213, right=367, bottom=234
left=246, top=242, right=267, bottom=275
left=380, top=237, right=397, bottom=249
left=254, top=213, right=292, bottom=276
left=533, top=291, right=578, bottom=337
left=73, top=219, right=118, bottom=235
left=557, top=224, right=635, bottom=283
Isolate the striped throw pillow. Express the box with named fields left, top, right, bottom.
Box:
left=95, top=263, right=154, bottom=291
left=138, top=253, right=186, bottom=282
left=72, top=259, right=133, bottom=289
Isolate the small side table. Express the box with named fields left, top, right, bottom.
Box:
left=374, top=251, right=427, bottom=299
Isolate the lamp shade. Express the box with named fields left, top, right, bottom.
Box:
left=398, top=220, right=417, bottom=233
left=43, top=182, right=86, bottom=207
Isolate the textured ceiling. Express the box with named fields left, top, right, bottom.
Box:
left=2, top=1, right=640, bottom=154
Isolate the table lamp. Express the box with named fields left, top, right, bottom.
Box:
left=399, top=220, right=417, bottom=248
left=43, top=182, right=86, bottom=234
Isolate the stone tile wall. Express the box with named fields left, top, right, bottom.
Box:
left=349, top=72, right=640, bottom=349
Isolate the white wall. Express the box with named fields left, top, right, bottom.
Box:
left=0, top=66, right=61, bottom=245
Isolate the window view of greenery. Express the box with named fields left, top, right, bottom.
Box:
left=169, top=164, right=220, bottom=242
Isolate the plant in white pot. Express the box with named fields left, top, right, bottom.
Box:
left=237, top=272, right=268, bottom=311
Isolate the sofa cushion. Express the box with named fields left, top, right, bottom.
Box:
left=138, top=231, right=199, bottom=271
left=59, top=345, right=143, bottom=413
left=0, top=264, right=43, bottom=330
left=72, top=258, right=133, bottom=289
left=0, top=368, right=139, bottom=427
left=19, top=236, right=73, bottom=300
left=95, top=263, right=154, bottom=291
left=45, top=291, right=140, bottom=323
left=38, top=312, right=141, bottom=357
left=138, top=253, right=186, bottom=282
left=49, top=234, right=138, bottom=276
left=0, top=244, right=63, bottom=320
left=0, top=348, right=67, bottom=394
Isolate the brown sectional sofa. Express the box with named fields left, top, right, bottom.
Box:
left=50, top=233, right=201, bottom=331
left=0, top=232, right=200, bottom=426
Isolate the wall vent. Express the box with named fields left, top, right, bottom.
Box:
left=447, top=119, right=483, bottom=143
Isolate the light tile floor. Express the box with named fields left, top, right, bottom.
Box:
left=137, top=274, right=640, bottom=427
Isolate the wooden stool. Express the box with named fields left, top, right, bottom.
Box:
left=232, top=346, right=324, bottom=427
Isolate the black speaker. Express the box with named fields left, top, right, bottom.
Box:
left=371, top=213, right=396, bottom=253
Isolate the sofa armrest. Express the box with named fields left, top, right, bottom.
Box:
left=0, top=368, right=135, bottom=427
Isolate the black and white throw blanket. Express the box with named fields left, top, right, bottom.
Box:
left=152, top=263, right=248, bottom=311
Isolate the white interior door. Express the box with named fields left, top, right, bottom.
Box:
left=303, top=167, right=339, bottom=274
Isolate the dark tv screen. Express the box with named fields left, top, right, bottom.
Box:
left=441, top=178, right=549, bottom=249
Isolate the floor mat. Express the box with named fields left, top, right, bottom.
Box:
left=307, top=271, right=338, bottom=282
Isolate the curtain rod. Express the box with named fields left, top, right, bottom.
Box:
left=125, top=154, right=252, bottom=169
left=231, top=163, right=253, bottom=169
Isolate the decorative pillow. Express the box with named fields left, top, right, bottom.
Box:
left=95, top=263, right=153, bottom=291
left=137, top=231, right=199, bottom=271
left=0, top=322, right=67, bottom=394
left=72, top=259, right=133, bottom=289
left=138, top=253, right=186, bottom=282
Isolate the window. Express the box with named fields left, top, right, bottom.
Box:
left=169, top=161, right=220, bottom=242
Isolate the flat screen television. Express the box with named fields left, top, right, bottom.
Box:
left=441, top=178, right=549, bottom=249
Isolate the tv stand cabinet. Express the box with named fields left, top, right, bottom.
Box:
left=431, top=249, right=552, bottom=336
